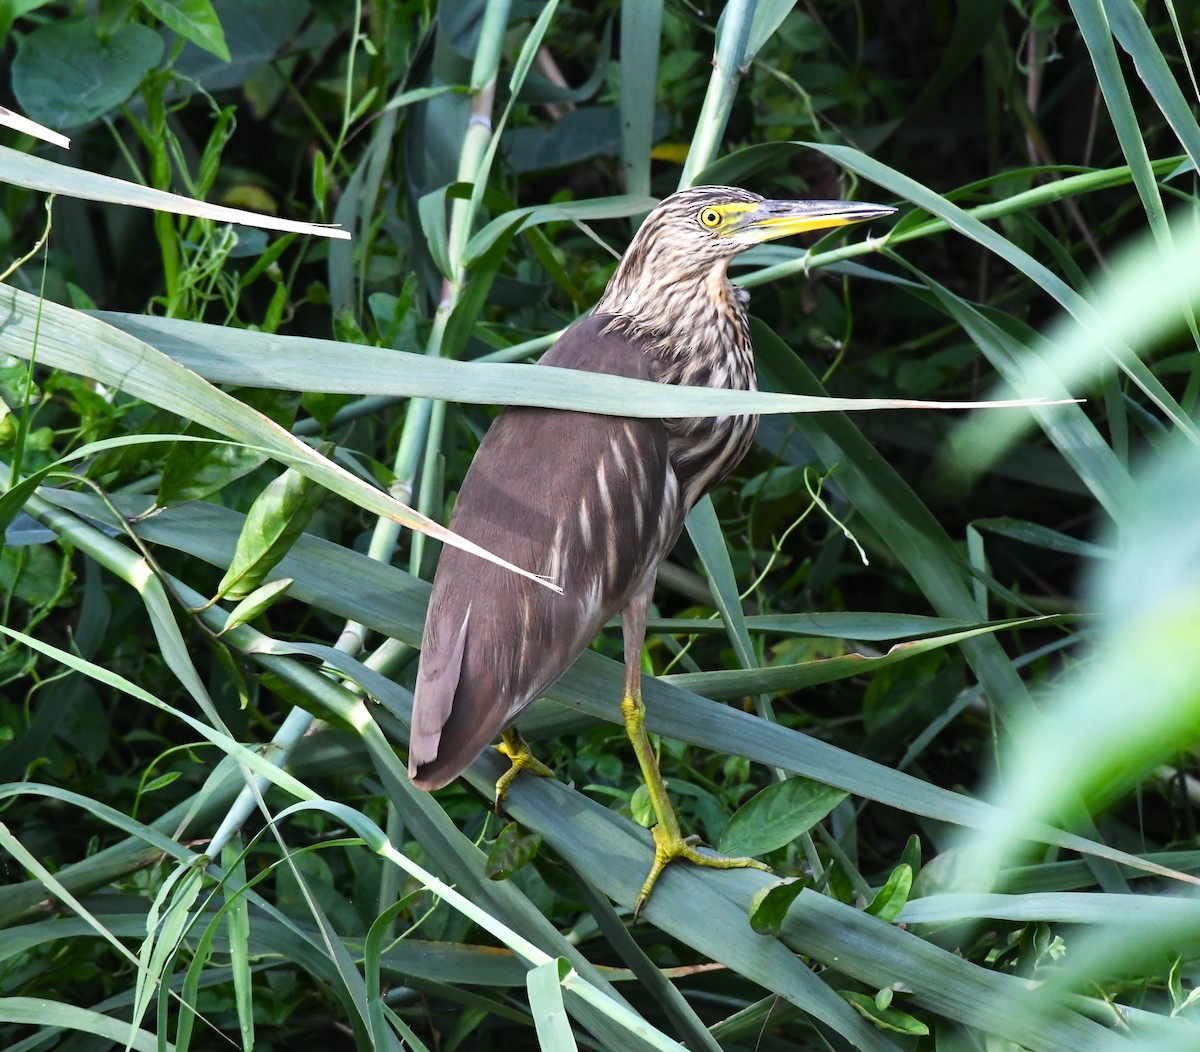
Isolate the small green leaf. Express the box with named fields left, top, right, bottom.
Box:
left=312, top=149, right=328, bottom=210
left=719, top=777, right=847, bottom=858
left=217, top=466, right=326, bottom=600
left=157, top=437, right=265, bottom=506
left=158, top=390, right=299, bottom=506
left=484, top=823, right=542, bottom=881
left=141, top=0, right=230, bottom=60
left=220, top=577, right=293, bottom=634
left=143, top=771, right=181, bottom=794
left=864, top=864, right=913, bottom=923
left=749, top=877, right=806, bottom=935
left=874, top=986, right=894, bottom=1012
left=1032, top=921, right=1066, bottom=966
left=629, top=783, right=654, bottom=828
left=899, top=834, right=922, bottom=882
left=840, top=991, right=929, bottom=1036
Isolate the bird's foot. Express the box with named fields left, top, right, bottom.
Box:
left=633, top=824, right=771, bottom=919
left=494, top=730, right=554, bottom=812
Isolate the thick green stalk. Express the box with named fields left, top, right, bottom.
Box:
left=619, top=0, right=663, bottom=202
left=143, top=76, right=180, bottom=307
left=403, top=0, right=512, bottom=576
left=679, top=0, right=757, bottom=186
left=341, top=0, right=512, bottom=643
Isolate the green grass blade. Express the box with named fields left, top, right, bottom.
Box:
left=97, top=309, right=1065, bottom=418
left=527, top=959, right=578, bottom=1051
left=0, top=144, right=347, bottom=239
left=0, top=286, right=555, bottom=589
left=618, top=0, right=662, bottom=202
left=0, top=998, right=161, bottom=1051
left=803, top=141, right=1197, bottom=441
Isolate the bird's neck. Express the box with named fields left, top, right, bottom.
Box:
left=595, top=255, right=752, bottom=378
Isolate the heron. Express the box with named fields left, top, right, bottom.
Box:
left=408, top=185, right=895, bottom=913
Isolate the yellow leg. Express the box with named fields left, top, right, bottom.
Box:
left=494, top=727, right=554, bottom=811
left=622, top=687, right=770, bottom=917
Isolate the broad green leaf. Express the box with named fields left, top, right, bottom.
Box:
left=971, top=518, right=1111, bottom=560
left=0, top=287, right=556, bottom=590
left=720, top=778, right=847, bottom=857
left=0, top=997, right=161, bottom=1050
left=667, top=617, right=1058, bottom=700
left=781, top=890, right=1104, bottom=1049
left=527, top=958, right=578, bottom=1052
left=619, top=0, right=663, bottom=200
left=648, top=611, right=978, bottom=640
left=743, top=0, right=800, bottom=64
left=49, top=486, right=1200, bottom=889
left=0, top=145, right=347, bottom=238
left=503, top=106, right=632, bottom=174
left=97, top=309, right=1066, bottom=420
left=898, top=892, right=1200, bottom=928
left=12, top=20, right=162, bottom=128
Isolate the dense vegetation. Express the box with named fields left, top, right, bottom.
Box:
left=3, top=1, right=1200, bottom=1049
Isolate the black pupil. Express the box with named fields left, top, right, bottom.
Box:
left=705, top=211, right=717, bottom=224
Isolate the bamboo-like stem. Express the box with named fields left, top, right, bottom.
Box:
left=619, top=0, right=663, bottom=201
left=679, top=0, right=758, bottom=187
left=341, top=0, right=513, bottom=638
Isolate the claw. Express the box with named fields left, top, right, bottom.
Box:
left=494, top=727, right=554, bottom=812
left=631, top=823, right=772, bottom=919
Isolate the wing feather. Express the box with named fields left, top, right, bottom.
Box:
left=408, top=604, right=469, bottom=777
left=408, top=315, right=676, bottom=789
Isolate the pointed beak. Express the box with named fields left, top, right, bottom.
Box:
left=738, top=199, right=896, bottom=242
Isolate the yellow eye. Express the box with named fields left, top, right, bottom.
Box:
left=698, top=207, right=722, bottom=229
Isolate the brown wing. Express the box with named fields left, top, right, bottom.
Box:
left=409, top=315, right=679, bottom=790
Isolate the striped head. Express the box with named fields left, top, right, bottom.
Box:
left=596, top=186, right=894, bottom=338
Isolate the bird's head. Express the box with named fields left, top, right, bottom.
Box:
left=598, top=186, right=895, bottom=331
left=635, top=185, right=895, bottom=265
left=597, top=183, right=892, bottom=340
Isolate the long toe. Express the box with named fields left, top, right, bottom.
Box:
left=494, top=734, right=556, bottom=811
left=633, top=825, right=772, bottom=918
